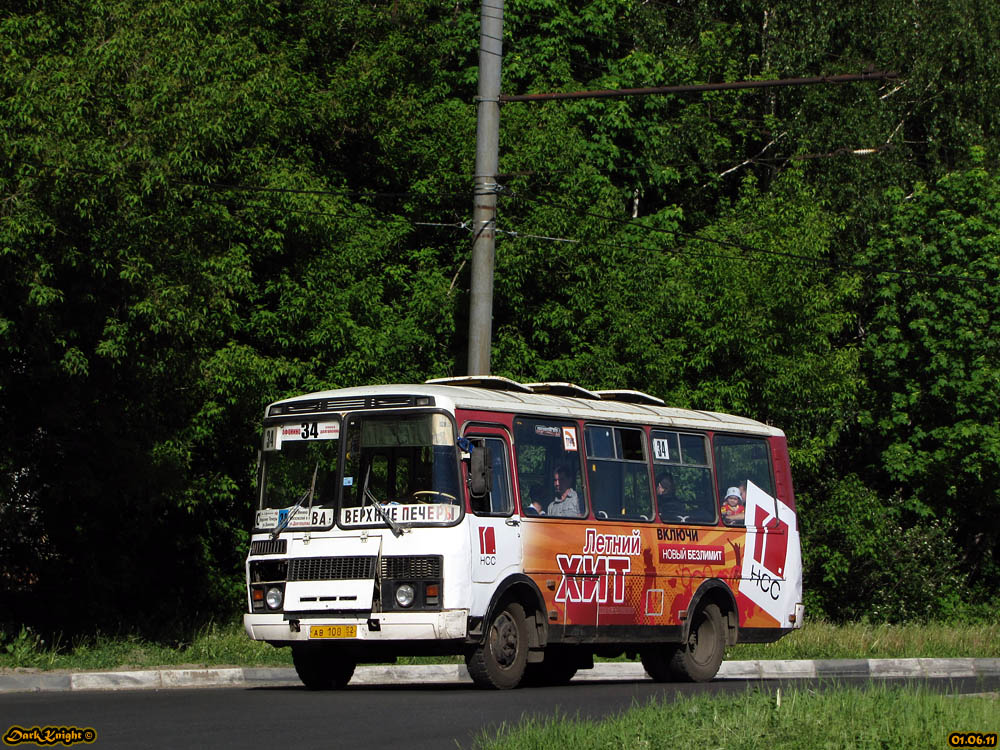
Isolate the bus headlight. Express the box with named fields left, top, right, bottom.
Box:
left=394, top=584, right=415, bottom=608
left=265, top=586, right=284, bottom=610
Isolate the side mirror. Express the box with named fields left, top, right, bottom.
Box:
left=468, top=440, right=492, bottom=499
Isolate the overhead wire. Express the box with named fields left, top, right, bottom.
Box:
left=501, top=189, right=989, bottom=285
left=19, top=161, right=991, bottom=288
left=179, top=180, right=437, bottom=200
left=21, top=129, right=984, bottom=287
left=180, top=169, right=991, bottom=289
left=202, top=192, right=764, bottom=271
left=200, top=196, right=424, bottom=230
left=88, top=165, right=987, bottom=288
left=33, top=116, right=909, bottom=211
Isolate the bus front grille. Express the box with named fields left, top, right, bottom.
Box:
left=287, top=556, right=377, bottom=581
left=249, top=539, right=287, bottom=556
left=380, top=556, right=442, bottom=580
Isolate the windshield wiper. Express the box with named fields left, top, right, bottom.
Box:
left=361, top=463, right=404, bottom=538
left=272, top=462, right=318, bottom=540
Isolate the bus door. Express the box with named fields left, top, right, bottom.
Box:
left=465, top=428, right=522, bottom=588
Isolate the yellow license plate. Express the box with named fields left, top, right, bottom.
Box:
left=309, top=625, right=357, bottom=639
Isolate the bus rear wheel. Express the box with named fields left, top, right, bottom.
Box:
left=639, top=644, right=679, bottom=682
left=669, top=603, right=725, bottom=682
left=292, top=644, right=356, bottom=690
left=466, top=601, right=529, bottom=689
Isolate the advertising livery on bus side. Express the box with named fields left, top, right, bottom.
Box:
left=244, top=377, right=803, bottom=689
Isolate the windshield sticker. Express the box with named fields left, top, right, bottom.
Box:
left=277, top=421, right=340, bottom=447
left=256, top=509, right=279, bottom=528
left=343, top=476, right=354, bottom=486
left=652, top=437, right=670, bottom=461
left=341, top=504, right=460, bottom=525
left=562, top=427, right=578, bottom=452
left=256, top=507, right=333, bottom=529
left=534, top=425, right=561, bottom=437
left=317, top=423, right=339, bottom=438
left=263, top=427, right=277, bottom=451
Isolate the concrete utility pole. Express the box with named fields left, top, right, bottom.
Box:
left=467, top=0, right=504, bottom=375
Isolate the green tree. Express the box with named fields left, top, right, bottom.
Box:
left=0, top=0, right=477, bottom=631
left=856, top=160, right=1000, bottom=599
left=3, top=0, right=1000, bottom=636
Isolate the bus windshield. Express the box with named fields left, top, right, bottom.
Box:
left=341, top=413, right=461, bottom=527
left=255, top=421, right=341, bottom=531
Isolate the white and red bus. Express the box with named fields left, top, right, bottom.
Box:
left=244, top=377, right=803, bottom=689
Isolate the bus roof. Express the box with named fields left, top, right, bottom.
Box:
left=266, top=380, right=783, bottom=437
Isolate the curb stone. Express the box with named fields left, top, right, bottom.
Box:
left=1, top=659, right=998, bottom=694
left=0, top=672, right=71, bottom=693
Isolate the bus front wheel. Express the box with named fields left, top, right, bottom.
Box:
left=292, top=644, right=356, bottom=690
left=669, top=603, right=725, bottom=682
left=466, top=601, right=529, bottom=689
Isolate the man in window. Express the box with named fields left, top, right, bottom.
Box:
left=656, top=471, right=687, bottom=522
left=547, top=465, right=583, bottom=517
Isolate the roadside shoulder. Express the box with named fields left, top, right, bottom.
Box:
left=3, top=659, right=1000, bottom=694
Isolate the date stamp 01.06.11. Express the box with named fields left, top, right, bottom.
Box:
left=948, top=733, right=998, bottom=748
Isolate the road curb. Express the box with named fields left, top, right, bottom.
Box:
left=2, top=658, right=998, bottom=694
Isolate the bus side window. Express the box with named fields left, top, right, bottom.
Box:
left=713, top=435, right=775, bottom=499
left=585, top=425, right=652, bottom=521
left=713, top=435, right=775, bottom=526
left=652, top=431, right=716, bottom=524
left=467, top=436, right=513, bottom=516
left=513, top=418, right=587, bottom=518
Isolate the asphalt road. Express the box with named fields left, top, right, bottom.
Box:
left=3, top=675, right=997, bottom=750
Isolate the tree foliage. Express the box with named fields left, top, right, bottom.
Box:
left=1, top=0, right=998, bottom=634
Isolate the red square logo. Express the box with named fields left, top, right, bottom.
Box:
left=479, top=526, right=496, bottom=555
left=752, top=506, right=788, bottom=576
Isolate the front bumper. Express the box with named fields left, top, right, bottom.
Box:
left=244, top=609, right=469, bottom=643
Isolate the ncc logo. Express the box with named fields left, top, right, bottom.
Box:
left=738, top=482, right=802, bottom=626
left=751, top=505, right=788, bottom=576
left=478, top=526, right=496, bottom=555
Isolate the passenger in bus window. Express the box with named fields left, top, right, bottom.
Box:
left=526, top=483, right=547, bottom=515
left=656, top=472, right=686, bottom=521
left=547, top=465, right=582, bottom=517
left=721, top=486, right=745, bottom=526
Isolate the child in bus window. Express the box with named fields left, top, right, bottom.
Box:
left=721, top=486, right=745, bottom=526
left=526, top=483, right=547, bottom=515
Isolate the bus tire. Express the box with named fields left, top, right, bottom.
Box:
left=669, top=603, right=725, bottom=682
left=465, top=601, right=529, bottom=689
left=640, top=645, right=679, bottom=682
left=292, top=644, right=356, bottom=690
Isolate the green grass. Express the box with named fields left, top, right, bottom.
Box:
left=1, top=620, right=997, bottom=672
left=728, top=620, right=1000, bottom=660
left=473, top=686, right=999, bottom=750
left=0, top=622, right=294, bottom=672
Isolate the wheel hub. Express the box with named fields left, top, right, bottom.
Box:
left=491, top=613, right=518, bottom=668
